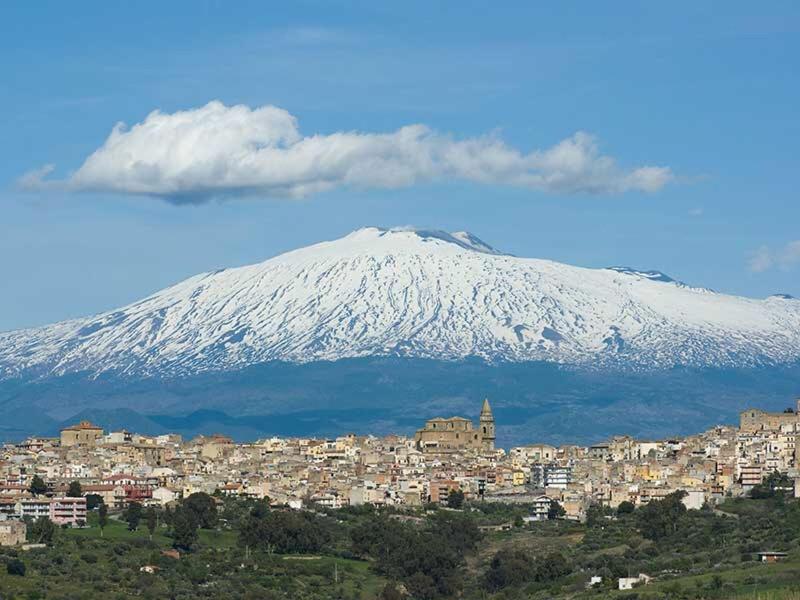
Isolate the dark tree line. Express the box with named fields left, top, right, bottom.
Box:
left=351, top=511, right=481, bottom=599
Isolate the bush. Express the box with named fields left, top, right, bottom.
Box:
left=617, top=501, right=635, bottom=515
left=7, top=558, right=26, bottom=576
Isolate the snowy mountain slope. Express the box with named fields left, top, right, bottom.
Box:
left=1, top=226, right=799, bottom=379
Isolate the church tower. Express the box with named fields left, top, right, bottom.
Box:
left=479, top=398, right=496, bottom=451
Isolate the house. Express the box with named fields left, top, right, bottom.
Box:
left=82, top=484, right=116, bottom=506
left=429, top=480, right=460, bottom=504
left=618, top=573, right=651, bottom=590
left=151, top=486, right=177, bottom=506
left=14, top=497, right=87, bottom=526
left=758, top=551, right=788, bottom=563
left=523, top=496, right=552, bottom=522
left=0, top=520, right=26, bottom=546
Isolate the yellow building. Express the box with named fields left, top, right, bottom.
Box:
left=60, top=421, right=103, bottom=447
left=512, top=470, right=526, bottom=486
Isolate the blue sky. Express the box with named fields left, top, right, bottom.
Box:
left=1, top=1, right=798, bottom=330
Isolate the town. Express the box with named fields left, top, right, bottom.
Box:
left=2, top=397, right=800, bottom=543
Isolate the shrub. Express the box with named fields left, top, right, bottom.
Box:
left=7, top=558, right=26, bottom=576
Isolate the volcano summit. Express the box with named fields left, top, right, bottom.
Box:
left=1, top=227, right=799, bottom=380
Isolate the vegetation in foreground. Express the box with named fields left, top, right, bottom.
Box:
left=1, top=476, right=800, bottom=599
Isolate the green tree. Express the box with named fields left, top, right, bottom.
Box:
left=638, top=491, right=687, bottom=540
left=172, top=506, right=198, bottom=551
left=446, top=489, right=465, bottom=509
left=534, top=552, right=570, bottom=582
left=484, top=549, right=570, bottom=591
left=617, top=500, right=635, bottom=515
left=183, top=492, right=218, bottom=529
left=29, top=474, right=47, bottom=496
left=426, top=511, right=481, bottom=554
left=351, top=513, right=464, bottom=598
left=750, top=470, right=793, bottom=499
left=484, top=549, right=533, bottom=591
left=6, top=558, right=26, bottom=576
left=85, top=493, right=104, bottom=510
left=125, top=501, right=143, bottom=531
left=548, top=499, right=566, bottom=520
left=67, top=480, right=83, bottom=498
left=98, top=502, right=108, bottom=536
left=146, top=506, right=158, bottom=540
left=240, top=509, right=333, bottom=554
left=29, top=516, right=56, bottom=544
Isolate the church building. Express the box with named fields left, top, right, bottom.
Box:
left=414, top=399, right=496, bottom=453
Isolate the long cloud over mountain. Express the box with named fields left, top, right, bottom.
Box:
left=20, top=101, right=674, bottom=203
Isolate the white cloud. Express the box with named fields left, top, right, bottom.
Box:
left=749, top=241, right=800, bottom=273
left=19, top=100, right=674, bottom=203
left=748, top=245, right=774, bottom=273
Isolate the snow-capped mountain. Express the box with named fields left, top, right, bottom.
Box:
left=2, top=226, right=799, bottom=379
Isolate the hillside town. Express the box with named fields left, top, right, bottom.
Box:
left=2, top=397, right=800, bottom=546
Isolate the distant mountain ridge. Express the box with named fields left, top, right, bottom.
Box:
left=1, top=226, right=799, bottom=380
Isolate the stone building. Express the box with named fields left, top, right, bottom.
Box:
left=414, top=399, right=496, bottom=453
left=60, top=421, right=104, bottom=447
left=0, top=520, right=26, bottom=546
left=739, top=400, right=800, bottom=433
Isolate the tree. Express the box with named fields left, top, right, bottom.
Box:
left=446, top=489, right=465, bottom=509
left=6, top=559, right=26, bottom=576
left=534, top=552, right=570, bottom=582
left=162, top=505, right=174, bottom=528
left=548, top=499, right=566, bottom=520
left=750, top=470, right=793, bottom=499
left=146, top=507, right=157, bottom=540
left=125, top=501, right=143, bottom=531
left=484, top=549, right=570, bottom=591
left=484, top=549, right=533, bottom=591
left=183, top=492, right=218, bottom=529
left=29, top=517, right=56, bottom=544
left=426, top=511, right=481, bottom=554
left=98, top=502, right=108, bottom=537
left=29, top=474, right=47, bottom=496
left=351, top=513, right=464, bottom=598
left=617, top=501, right=635, bottom=515
left=85, top=494, right=104, bottom=510
left=67, top=480, right=83, bottom=498
left=172, top=506, right=198, bottom=551
left=239, top=509, right=333, bottom=554
left=638, top=491, right=687, bottom=540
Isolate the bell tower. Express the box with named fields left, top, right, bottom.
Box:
left=479, top=398, right=496, bottom=451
